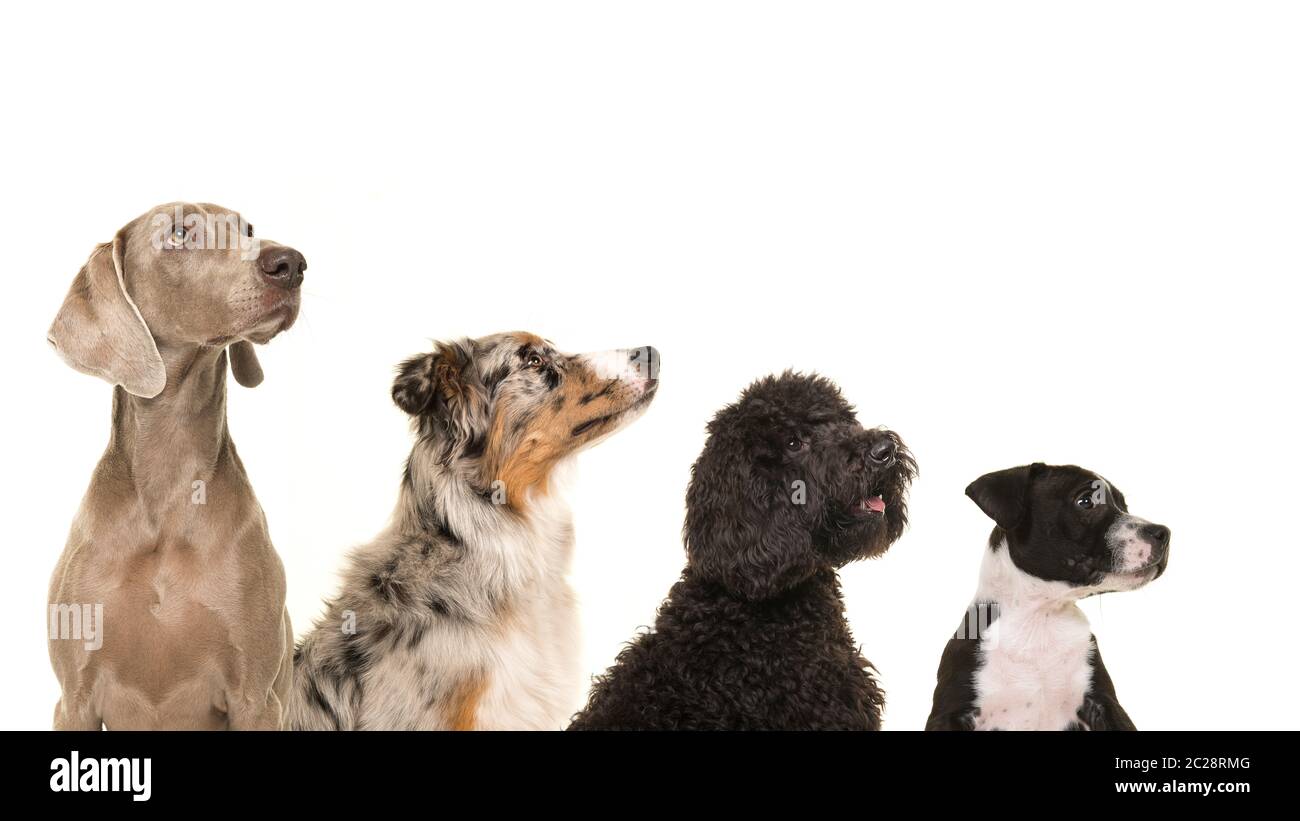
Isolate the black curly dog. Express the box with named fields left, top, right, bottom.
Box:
left=570, top=373, right=915, bottom=730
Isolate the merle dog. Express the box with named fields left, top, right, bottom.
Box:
left=289, top=333, right=658, bottom=730
left=926, top=463, right=1170, bottom=731
left=569, top=372, right=915, bottom=730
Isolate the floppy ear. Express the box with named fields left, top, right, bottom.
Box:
left=228, top=340, right=264, bottom=388
left=393, top=347, right=458, bottom=416
left=48, top=237, right=166, bottom=398
left=392, top=341, right=487, bottom=440
left=684, top=426, right=818, bottom=600
left=965, top=463, right=1040, bottom=530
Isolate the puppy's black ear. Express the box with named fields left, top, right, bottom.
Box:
left=965, top=463, right=1040, bottom=530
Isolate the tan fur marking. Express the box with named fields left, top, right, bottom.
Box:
left=483, top=358, right=632, bottom=509
left=448, top=674, right=488, bottom=731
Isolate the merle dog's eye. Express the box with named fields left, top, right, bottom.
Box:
left=1075, top=494, right=1094, bottom=510
left=527, top=354, right=545, bottom=369
left=786, top=436, right=804, bottom=452
left=168, top=224, right=187, bottom=247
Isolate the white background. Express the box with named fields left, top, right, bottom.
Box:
left=2, top=1, right=1296, bottom=731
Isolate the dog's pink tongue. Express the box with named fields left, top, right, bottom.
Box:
left=865, top=496, right=886, bottom=513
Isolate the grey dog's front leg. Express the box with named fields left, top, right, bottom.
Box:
left=53, top=696, right=102, bottom=730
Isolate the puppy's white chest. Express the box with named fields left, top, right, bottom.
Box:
left=972, top=609, right=1095, bottom=731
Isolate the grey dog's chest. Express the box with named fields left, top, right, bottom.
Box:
left=54, top=536, right=249, bottom=722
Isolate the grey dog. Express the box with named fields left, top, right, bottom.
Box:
left=47, top=202, right=304, bottom=730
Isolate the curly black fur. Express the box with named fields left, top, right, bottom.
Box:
left=570, top=372, right=916, bottom=730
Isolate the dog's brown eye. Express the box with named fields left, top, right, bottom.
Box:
left=786, top=436, right=803, bottom=451
left=527, top=354, right=545, bottom=369
left=168, top=225, right=187, bottom=247
left=1075, top=494, right=1094, bottom=510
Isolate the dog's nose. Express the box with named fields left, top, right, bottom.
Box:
left=628, top=346, right=660, bottom=381
left=258, top=246, right=306, bottom=290
left=1140, top=524, right=1171, bottom=550
left=868, top=437, right=896, bottom=467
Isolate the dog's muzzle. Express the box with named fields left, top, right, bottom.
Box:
left=583, top=346, right=661, bottom=386
left=1108, top=516, right=1171, bottom=577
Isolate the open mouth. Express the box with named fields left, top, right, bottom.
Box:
left=853, top=494, right=887, bottom=516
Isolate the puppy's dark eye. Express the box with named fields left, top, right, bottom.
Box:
left=786, top=436, right=804, bottom=452
left=1075, top=494, right=1094, bottom=510
left=527, top=354, right=545, bottom=369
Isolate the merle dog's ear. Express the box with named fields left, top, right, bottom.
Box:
left=392, top=340, right=487, bottom=438
left=684, top=426, right=818, bottom=600
left=393, top=351, right=445, bottom=416
left=394, top=342, right=468, bottom=415
left=965, top=463, right=1041, bottom=530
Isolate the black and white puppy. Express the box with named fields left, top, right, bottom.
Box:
left=926, top=463, right=1170, bottom=731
